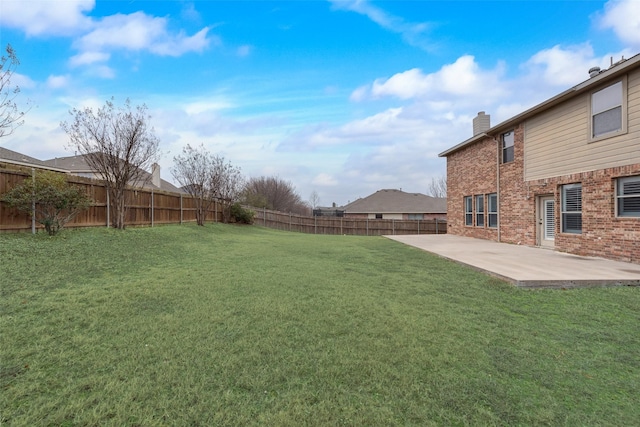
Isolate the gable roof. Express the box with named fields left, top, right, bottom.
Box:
left=439, top=52, right=640, bottom=157
left=343, top=189, right=446, bottom=214
left=43, top=154, right=93, bottom=172
left=0, top=147, right=67, bottom=172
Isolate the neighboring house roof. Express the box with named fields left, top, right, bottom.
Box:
left=0, top=150, right=182, bottom=193
left=44, top=154, right=185, bottom=193
left=439, top=52, right=640, bottom=157
left=0, top=147, right=67, bottom=172
left=343, top=189, right=447, bottom=214
left=43, top=154, right=94, bottom=173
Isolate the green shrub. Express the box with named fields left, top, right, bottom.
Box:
left=1, top=171, right=91, bottom=235
left=230, top=202, right=255, bottom=224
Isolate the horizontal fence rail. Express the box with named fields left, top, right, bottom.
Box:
left=252, top=207, right=447, bottom=236
left=0, top=167, right=222, bottom=232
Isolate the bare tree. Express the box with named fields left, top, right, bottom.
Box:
left=215, top=159, right=244, bottom=223
left=242, top=176, right=307, bottom=214
left=172, top=144, right=243, bottom=225
left=1, top=44, right=30, bottom=138
left=309, top=190, right=320, bottom=209
left=426, top=176, right=447, bottom=198
left=61, top=98, right=160, bottom=229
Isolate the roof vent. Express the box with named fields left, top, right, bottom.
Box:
left=472, top=111, right=490, bottom=135
left=588, top=66, right=601, bottom=78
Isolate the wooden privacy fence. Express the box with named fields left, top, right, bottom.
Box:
left=0, top=168, right=222, bottom=232
left=1, top=168, right=446, bottom=236
left=253, top=207, right=447, bottom=236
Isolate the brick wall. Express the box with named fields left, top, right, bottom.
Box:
left=446, top=125, right=640, bottom=263
left=446, top=134, right=498, bottom=240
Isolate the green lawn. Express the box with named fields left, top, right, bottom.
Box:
left=1, top=224, right=639, bottom=426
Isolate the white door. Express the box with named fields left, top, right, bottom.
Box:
left=539, top=196, right=555, bottom=247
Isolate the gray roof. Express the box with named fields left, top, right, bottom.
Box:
left=439, top=52, right=640, bottom=157
left=44, top=154, right=184, bottom=193
left=343, top=189, right=446, bottom=214
left=0, top=147, right=67, bottom=171
left=43, top=154, right=93, bottom=172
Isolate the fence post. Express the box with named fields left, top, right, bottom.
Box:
left=290, top=212, right=292, bottom=232
left=341, top=217, right=343, bottom=235
left=435, top=218, right=438, bottom=234
left=180, top=193, right=183, bottom=225
left=31, top=168, right=35, bottom=234
left=366, top=218, right=369, bottom=236
left=417, top=219, right=420, bottom=235
left=263, top=207, right=266, bottom=226
left=314, top=215, right=317, bottom=234
left=106, top=189, right=110, bottom=228
left=151, top=189, right=154, bottom=227
left=392, top=219, right=395, bottom=235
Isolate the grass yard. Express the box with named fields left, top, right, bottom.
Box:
left=1, top=224, right=639, bottom=426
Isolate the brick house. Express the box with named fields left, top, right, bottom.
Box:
left=439, top=54, right=640, bottom=264
left=342, top=189, right=446, bottom=220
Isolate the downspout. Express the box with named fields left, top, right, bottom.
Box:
left=495, top=137, right=501, bottom=243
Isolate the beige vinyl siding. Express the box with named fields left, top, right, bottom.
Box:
left=525, top=69, right=640, bottom=181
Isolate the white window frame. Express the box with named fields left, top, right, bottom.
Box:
left=616, top=176, right=640, bottom=218
left=561, top=183, right=582, bottom=234
left=475, top=194, right=484, bottom=228
left=487, top=193, right=498, bottom=228
left=464, top=196, right=473, bottom=226
left=590, top=77, right=627, bottom=142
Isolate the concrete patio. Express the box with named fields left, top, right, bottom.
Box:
left=385, top=234, right=640, bottom=288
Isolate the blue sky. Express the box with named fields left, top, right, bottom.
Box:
left=1, top=0, right=639, bottom=206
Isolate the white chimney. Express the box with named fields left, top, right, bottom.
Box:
left=473, top=111, right=490, bottom=135
left=151, top=163, right=161, bottom=188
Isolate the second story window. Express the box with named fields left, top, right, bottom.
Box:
left=502, top=131, right=514, bottom=163
left=591, top=81, right=623, bottom=138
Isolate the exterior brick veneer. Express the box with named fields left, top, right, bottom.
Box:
left=446, top=124, right=640, bottom=264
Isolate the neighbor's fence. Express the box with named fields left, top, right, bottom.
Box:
left=253, top=207, right=446, bottom=236
left=0, top=167, right=222, bottom=232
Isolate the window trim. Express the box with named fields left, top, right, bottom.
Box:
left=501, top=130, right=514, bottom=163
left=589, top=76, right=627, bottom=142
left=464, top=196, right=473, bottom=226
left=475, top=194, right=485, bottom=228
left=487, top=193, right=498, bottom=228
left=561, top=183, right=582, bottom=234
left=616, top=175, right=640, bottom=218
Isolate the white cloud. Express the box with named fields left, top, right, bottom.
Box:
left=524, top=44, right=599, bottom=86
left=69, top=51, right=111, bottom=67
left=75, top=12, right=213, bottom=57
left=328, top=0, right=432, bottom=49
left=353, top=55, right=508, bottom=103
left=598, top=0, right=640, bottom=49
left=312, top=173, right=338, bottom=186
left=9, top=73, right=36, bottom=90
left=46, top=75, right=69, bottom=89
left=0, top=0, right=94, bottom=36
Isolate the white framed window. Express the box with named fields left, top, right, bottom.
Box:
left=616, top=176, right=640, bottom=217
left=502, top=131, right=514, bottom=163
left=562, top=184, right=582, bottom=234
left=464, top=196, right=473, bottom=226
left=475, top=194, right=484, bottom=227
left=591, top=79, right=626, bottom=139
left=488, top=193, right=498, bottom=228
